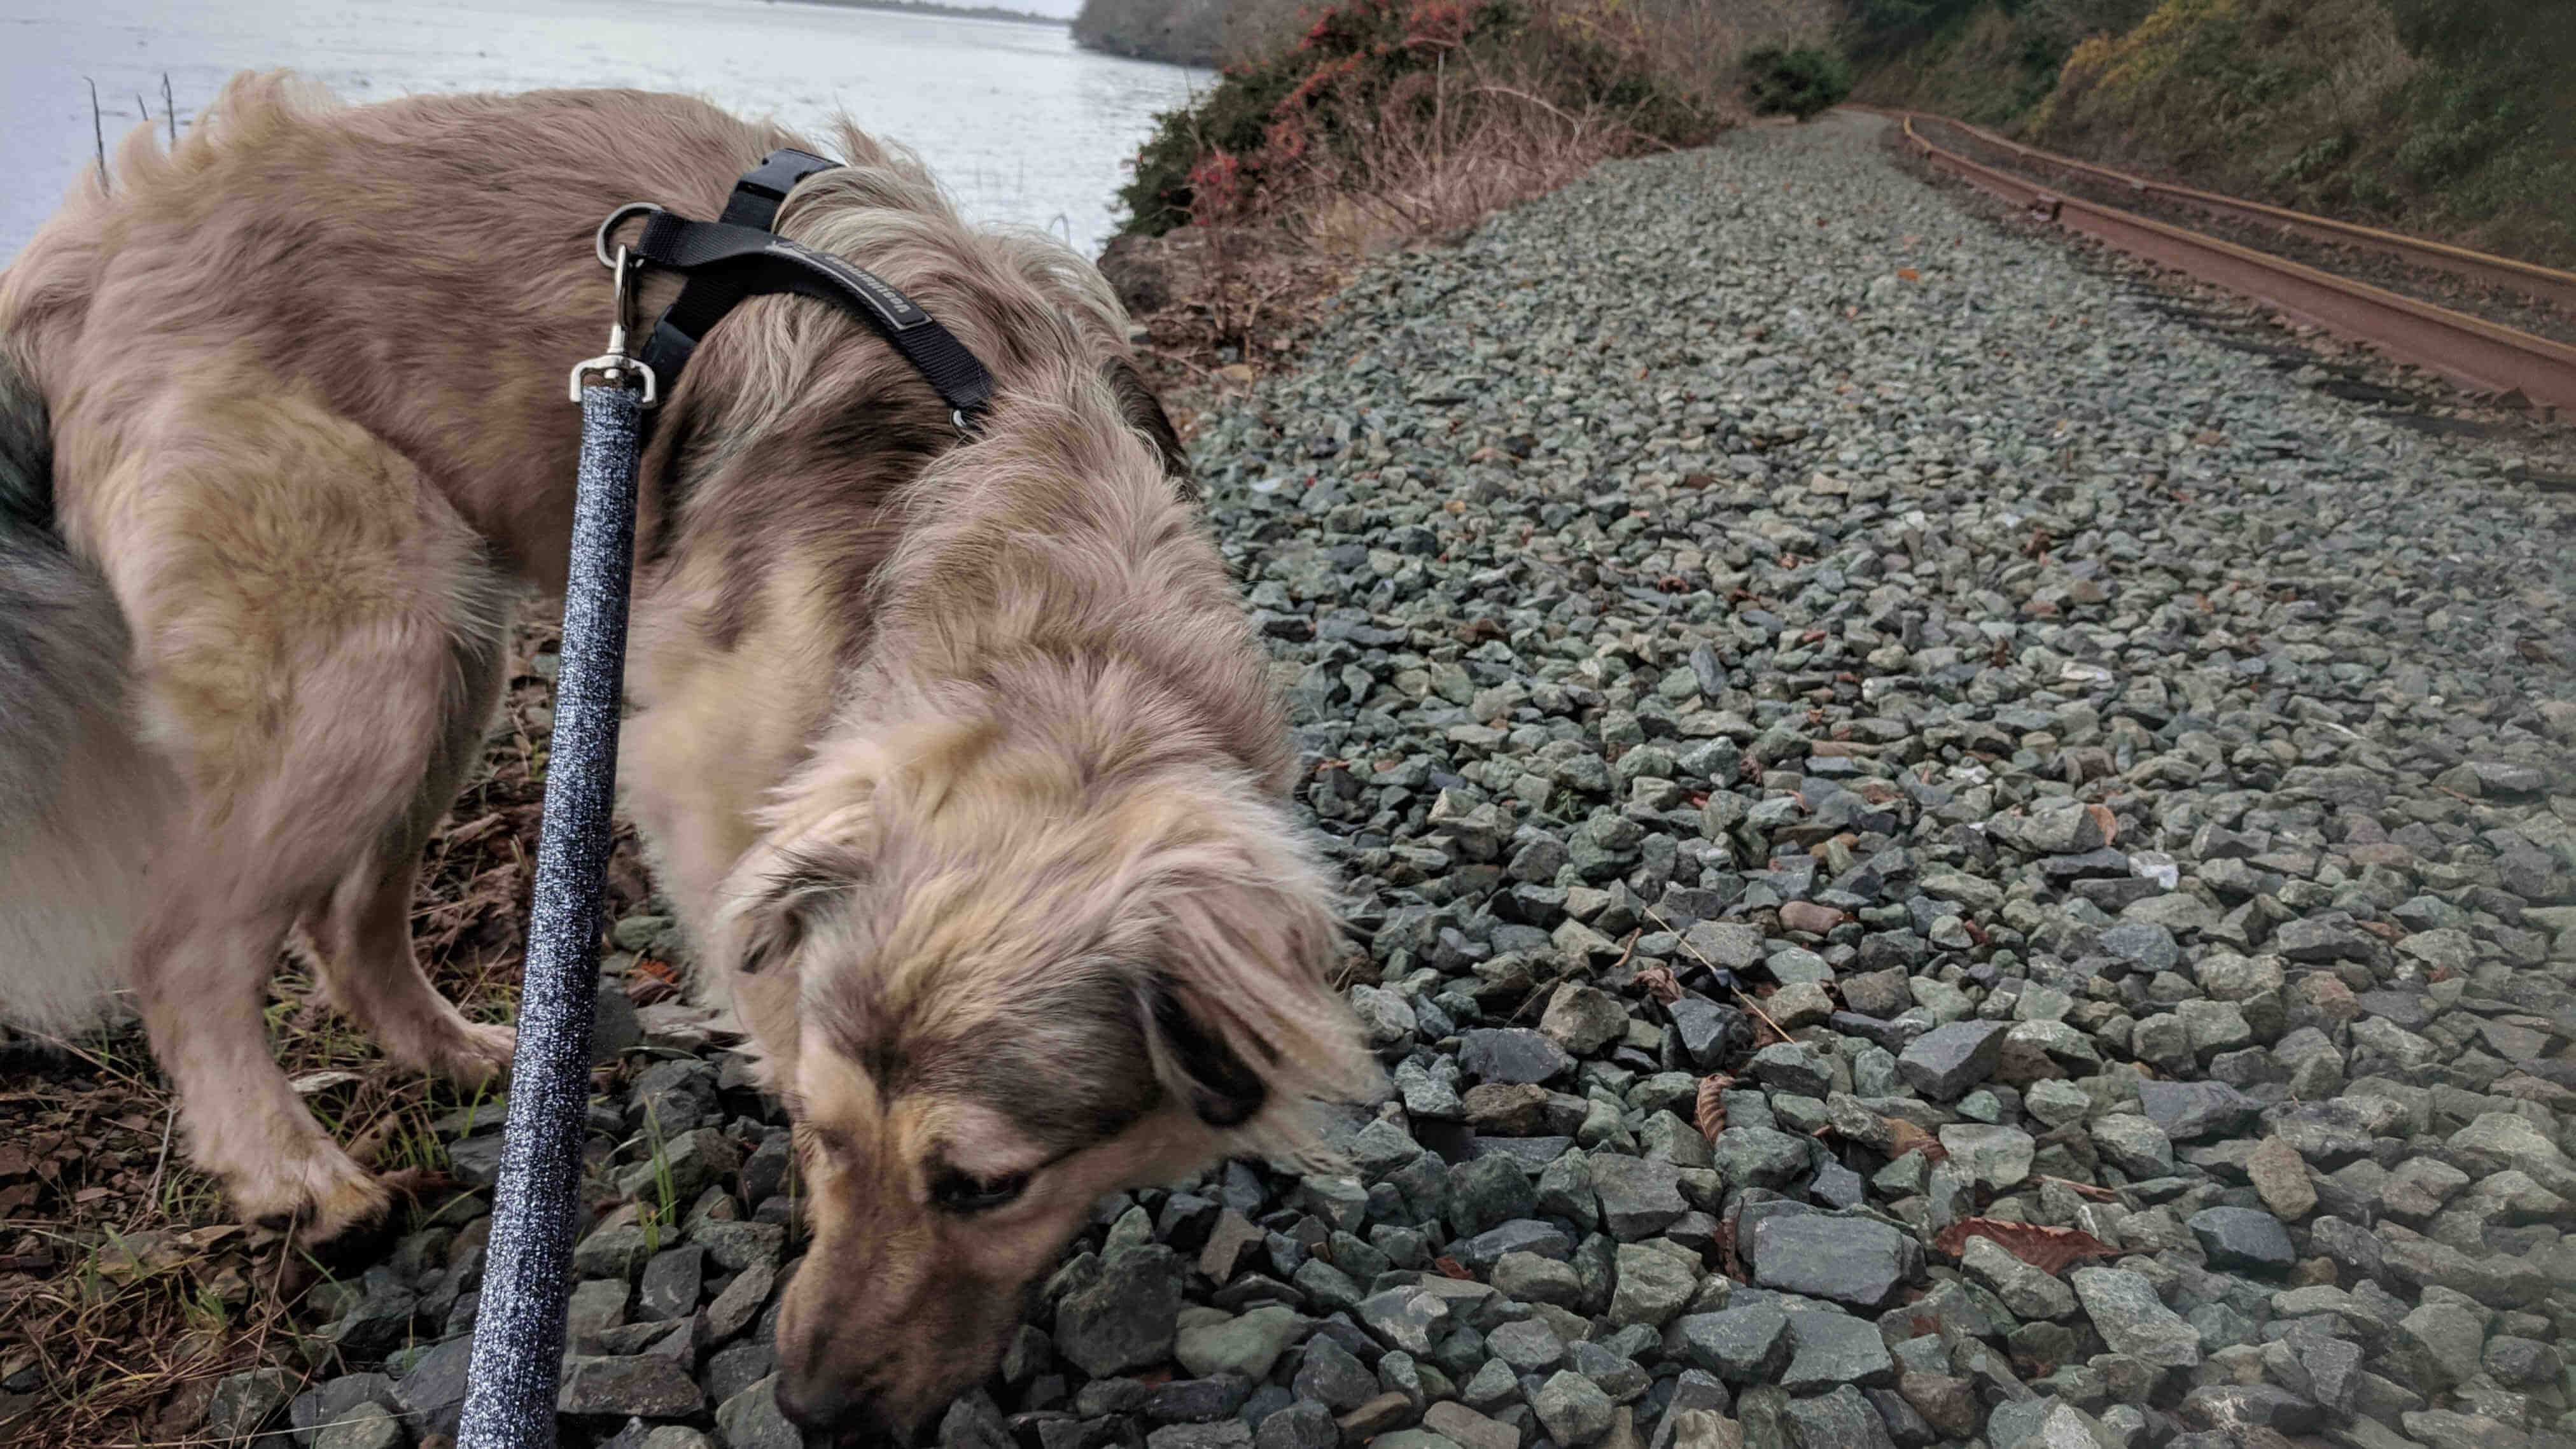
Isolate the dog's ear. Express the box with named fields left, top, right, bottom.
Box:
left=1142, top=973, right=1268, bottom=1128
left=735, top=856, right=858, bottom=976
left=1107, top=358, right=1194, bottom=501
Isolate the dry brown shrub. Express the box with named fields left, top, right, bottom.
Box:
left=1118, top=0, right=1757, bottom=411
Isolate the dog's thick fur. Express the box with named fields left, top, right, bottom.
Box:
left=0, top=74, right=1373, bottom=1436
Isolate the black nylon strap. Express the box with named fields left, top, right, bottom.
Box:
left=717, top=148, right=839, bottom=230
left=627, top=150, right=995, bottom=424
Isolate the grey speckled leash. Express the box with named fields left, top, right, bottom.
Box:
left=456, top=253, right=653, bottom=1449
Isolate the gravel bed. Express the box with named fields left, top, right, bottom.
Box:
left=217, top=110, right=2576, bottom=1449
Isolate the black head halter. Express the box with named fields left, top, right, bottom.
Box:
left=598, top=148, right=996, bottom=428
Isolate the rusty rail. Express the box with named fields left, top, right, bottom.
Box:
left=1905, top=113, right=2576, bottom=316
left=1889, top=115, right=2576, bottom=414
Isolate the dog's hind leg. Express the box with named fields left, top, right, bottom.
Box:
left=106, top=382, right=506, bottom=1242
left=301, top=581, right=517, bottom=1088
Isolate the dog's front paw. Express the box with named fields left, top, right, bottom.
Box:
left=233, top=1145, right=393, bottom=1248
left=431, top=1019, right=518, bottom=1091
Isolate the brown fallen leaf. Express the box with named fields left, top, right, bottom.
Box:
left=1433, top=1256, right=1476, bottom=1281
left=1933, top=1217, right=2118, bottom=1275
left=625, top=954, right=683, bottom=1006
left=1712, top=1217, right=1746, bottom=1282
left=1884, top=1117, right=1948, bottom=1163
left=1634, top=965, right=1684, bottom=1005
left=1695, top=1075, right=1733, bottom=1144
left=2086, top=802, right=2118, bottom=846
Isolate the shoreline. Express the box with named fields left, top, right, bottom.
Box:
left=778, top=0, right=1068, bottom=26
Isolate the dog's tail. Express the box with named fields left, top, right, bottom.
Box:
left=0, top=340, right=162, bottom=1034
left=0, top=344, right=106, bottom=826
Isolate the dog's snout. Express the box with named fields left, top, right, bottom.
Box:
left=774, top=1369, right=862, bottom=1427
left=778, top=1369, right=919, bottom=1445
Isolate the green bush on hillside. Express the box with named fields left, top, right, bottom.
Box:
left=1854, top=0, right=2575, bottom=265
left=2382, top=0, right=2573, bottom=192
left=1742, top=44, right=1853, bottom=120
left=1119, top=59, right=1304, bottom=235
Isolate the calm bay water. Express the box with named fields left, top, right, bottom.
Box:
left=0, top=0, right=1204, bottom=263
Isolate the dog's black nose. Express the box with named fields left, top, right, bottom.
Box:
left=774, top=1371, right=858, bottom=1429
left=776, top=1374, right=920, bottom=1446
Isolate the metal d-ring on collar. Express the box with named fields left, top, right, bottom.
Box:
left=567, top=234, right=658, bottom=404
left=586, top=151, right=998, bottom=433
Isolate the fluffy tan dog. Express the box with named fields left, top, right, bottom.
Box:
left=0, top=73, right=1372, bottom=1438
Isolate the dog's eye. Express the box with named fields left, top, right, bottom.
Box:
left=928, top=1168, right=1030, bottom=1215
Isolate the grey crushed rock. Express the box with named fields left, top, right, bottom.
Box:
left=213, top=108, right=2576, bottom=1449
left=1746, top=1214, right=1915, bottom=1309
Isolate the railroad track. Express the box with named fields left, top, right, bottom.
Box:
left=1863, top=108, right=2576, bottom=416
left=1907, top=112, right=2576, bottom=314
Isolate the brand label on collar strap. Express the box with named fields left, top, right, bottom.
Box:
left=776, top=241, right=930, bottom=331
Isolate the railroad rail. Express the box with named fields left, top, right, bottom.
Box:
left=1905, top=112, right=2576, bottom=316
left=1869, top=109, right=2576, bottom=415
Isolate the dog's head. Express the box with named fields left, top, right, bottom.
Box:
left=710, top=715, right=1373, bottom=1441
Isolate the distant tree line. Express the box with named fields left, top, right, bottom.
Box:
left=1070, top=0, right=1308, bottom=66
left=797, top=0, right=1067, bottom=25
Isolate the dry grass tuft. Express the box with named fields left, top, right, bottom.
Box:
left=1275, top=74, right=1673, bottom=258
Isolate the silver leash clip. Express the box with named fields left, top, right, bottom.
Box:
left=568, top=240, right=659, bottom=405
